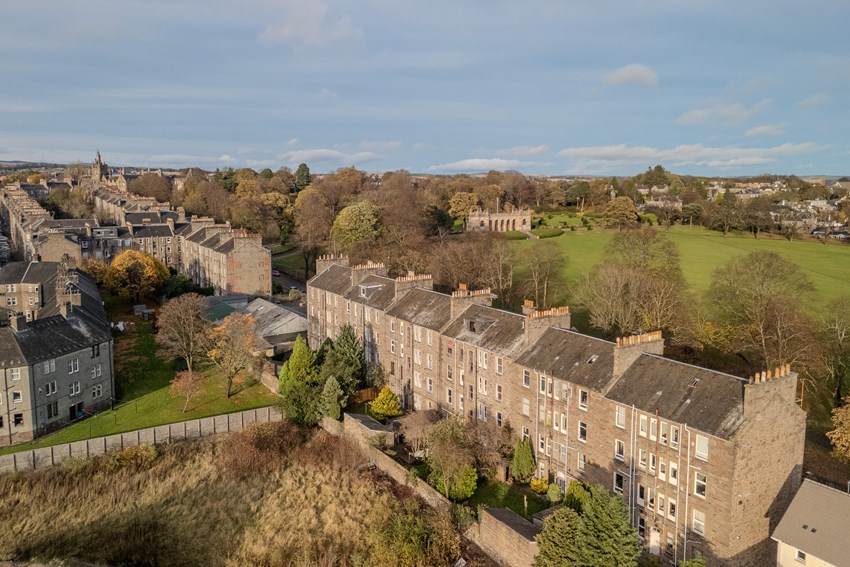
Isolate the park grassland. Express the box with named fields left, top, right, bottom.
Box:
left=513, top=225, right=850, bottom=313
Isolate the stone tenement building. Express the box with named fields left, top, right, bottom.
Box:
left=307, top=257, right=806, bottom=567
left=1, top=184, right=271, bottom=297
left=467, top=209, right=532, bottom=233
left=0, top=258, right=114, bottom=446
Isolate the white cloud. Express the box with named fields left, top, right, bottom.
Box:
left=258, top=0, right=361, bottom=47
left=604, top=64, right=658, bottom=87
left=360, top=140, right=401, bottom=151
left=495, top=145, right=548, bottom=157
left=798, top=93, right=828, bottom=107
left=745, top=124, right=785, bottom=137
left=676, top=99, right=771, bottom=126
left=558, top=142, right=823, bottom=171
left=278, top=148, right=380, bottom=166
left=286, top=138, right=299, bottom=146
left=428, top=158, right=547, bottom=172
left=318, top=88, right=339, bottom=99
left=218, top=154, right=235, bottom=162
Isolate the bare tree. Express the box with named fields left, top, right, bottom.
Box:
left=821, top=297, right=850, bottom=406
left=524, top=241, right=563, bottom=310
left=171, top=371, right=204, bottom=413
left=293, top=187, right=333, bottom=278
left=398, top=409, right=440, bottom=454
left=156, top=293, right=210, bottom=376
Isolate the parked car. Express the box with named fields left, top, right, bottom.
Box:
left=272, top=268, right=281, bottom=276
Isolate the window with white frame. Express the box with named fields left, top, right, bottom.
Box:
left=660, top=422, right=668, bottom=445
left=496, top=384, right=502, bottom=401
left=669, top=462, right=678, bottom=486
left=413, top=371, right=422, bottom=388
left=692, top=509, right=705, bottom=535
left=496, top=411, right=503, bottom=427
left=425, top=353, right=432, bottom=369
left=47, top=400, right=59, bottom=419
left=668, top=501, right=677, bottom=520
left=638, top=517, right=646, bottom=539
left=695, top=435, right=709, bottom=461
left=658, top=494, right=665, bottom=514
left=659, top=460, right=667, bottom=481
left=447, top=365, right=453, bottom=380
left=496, top=356, right=503, bottom=374
left=390, top=340, right=396, bottom=354
left=640, top=415, right=647, bottom=437
left=391, top=320, right=396, bottom=332
left=10, top=368, right=20, bottom=381
left=578, top=421, right=587, bottom=442
left=522, top=398, right=530, bottom=416
left=578, top=389, right=588, bottom=410
left=6, top=297, right=16, bottom=306
left=539, top=375, right=546, bottom=394
left=69, top=381, right=81, bottom=396
left=427, top=377, right=433, bottom=393
left=523, top=369, right=530, bottom=387
left=414, top=349, right=422, bottom=365
left=522, top=427, right=529, bottom=442
left=561, top=413, right=568, bottom=431
left=577, top=452, right=586, bottom=471
left=92, top=384, right=103, bottom=399
left=478, top=403, right=488, bottom=421
left=447, top=388, right=453, bottom=404
left=695, top=472, right=707, bottom=498
left=90, top=364, right=102, bottom=378
left=650, top=453, right=657, bottom=473
left=426, top=330, right=432, bottom=346
left=614, top=472, right=625, bottom=493
left=414, top=325, right=422, bottom=342
left=615, top=406, right=626, bottom=428
left=12, top=391, right=22, bottom=403
left=615, top=439, right=625, bottom=461
left=796, top=550, right=806, bottom=563
left=639, top=449, right=647, bottom=469
left=671, top=426, right=680, bottom=449
left=45, top=381, right=57, bottom=396
left=650, top=418, right=657, bottom=440
left=68, top=358, right=79, bottom=374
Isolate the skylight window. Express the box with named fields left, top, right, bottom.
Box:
left=587, top=355, right=599, bottom=364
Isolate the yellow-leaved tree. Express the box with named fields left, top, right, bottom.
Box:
left=104, top=250, right=169, bottom=301
left=206, top=313, right=261, bottom=398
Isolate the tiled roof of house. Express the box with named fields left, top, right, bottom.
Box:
left=772, top=479, right=850, bottom=566
left=384, top=287, right=453, bottom=331
left=443, top=303, right=528, bottom=358
left=607, top=354, right=746, bottom=439
left=515, top=327, right=616, bottom=391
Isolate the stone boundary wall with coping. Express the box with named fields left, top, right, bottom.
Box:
left=0, top=406, right=282, bottom=475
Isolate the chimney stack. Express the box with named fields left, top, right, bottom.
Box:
left=450, top=285, right=493, bottom=319
left=524, top=306, right=571, bottom=345
left=394, top=273, right=433, bottom=300
left=350, top=261, right=387, bottom=287
left=522, top=299, right=537, bottom=316
left=9, top=314, right=26, bottom=331
left=611, top=331, right=665, bottom=384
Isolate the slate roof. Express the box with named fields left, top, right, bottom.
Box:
left=345, top=274, right=397, bottom=311
left=310, top=263, right=355, bottom=296
left=385, top=287, right=453, bottom=331
left=443, top=304, right=528, bottom=358
left=515, top=327, right=616, bottom=391
left=9, top=310, right=111, bottom=365
left=607, top=354, right=746, bottom=439
left=772, top=479, right=850, bottom=567
left=130, top=224, right=173, bottom=238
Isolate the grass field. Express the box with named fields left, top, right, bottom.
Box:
left=0, top=300, right=277, bottom=456
left=513, top=225, right=850, bottom=313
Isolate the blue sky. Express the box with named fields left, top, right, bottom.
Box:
left=1, top=0, right=848, bottom=176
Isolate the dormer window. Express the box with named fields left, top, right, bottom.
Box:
left=468, top=320, right=476, bottom=332
left=587, top=354, right=599, bottom=364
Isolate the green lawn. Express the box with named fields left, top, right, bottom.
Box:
left=513, top=225, right=850, bottom=314
left=273, top=251, right=306, bottom=274
left=0, top=306, right=278, bottom=456
left=467, top=479, right=550, bottom=520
